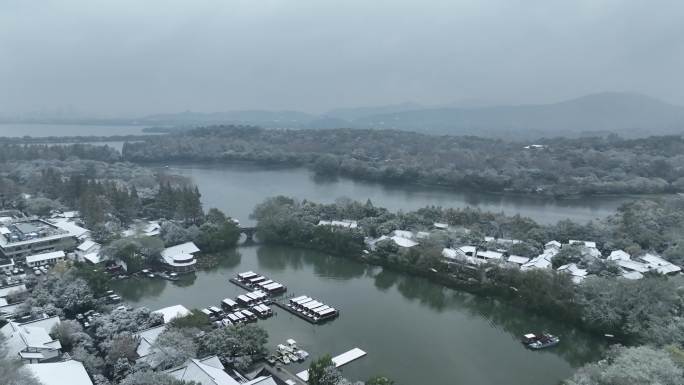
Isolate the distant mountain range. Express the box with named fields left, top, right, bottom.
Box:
left=9, top=92, right=681, bottom=140
left=136, top=93, right=684, bottom=139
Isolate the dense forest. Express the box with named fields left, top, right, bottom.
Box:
left=123, top=126, right=684, bottom=196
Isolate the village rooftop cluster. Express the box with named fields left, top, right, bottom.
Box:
left=318, top=220, right=683, bottom=284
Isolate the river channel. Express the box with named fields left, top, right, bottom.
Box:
left=113, top=162, right=618, bottom=385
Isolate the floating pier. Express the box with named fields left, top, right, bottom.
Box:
left=296, top=348, right=367, bottom=381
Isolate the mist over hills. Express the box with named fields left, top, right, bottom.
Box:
left=7, top=92, right=682, bottom=140
left=135, top=92, right=684, bottom=139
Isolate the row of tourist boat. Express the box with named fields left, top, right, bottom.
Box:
left=233, top=271, right=287, bottom=295
left=201, top=290, right=274, bottom=327
left=285, top=295, right=339, bottom=323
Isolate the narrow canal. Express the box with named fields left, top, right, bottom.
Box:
left=112, top=245, right=604, bottom=385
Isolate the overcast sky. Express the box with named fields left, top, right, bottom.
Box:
left=1, top=0, right=683, bottom=117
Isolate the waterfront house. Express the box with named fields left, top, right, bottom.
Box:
left=25, top=250, right=66, bottom=268
left=0, top=315, right=62, bottom=363
left=27, top=360, right=93, bottom=385
left=166, top=355, right=242, bottom=385
left=161, top=241, right=200, bottom=273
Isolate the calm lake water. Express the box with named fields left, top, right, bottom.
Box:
left=113, top=246, right=604, bottom=385
left=0, top=123, right=147, bottom=137
left=167, top=163, right=633, bottom=226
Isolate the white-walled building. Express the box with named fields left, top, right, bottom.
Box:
left=26, top=251, right=66, bottom=267
left=161, top=242, right=200, bottom=273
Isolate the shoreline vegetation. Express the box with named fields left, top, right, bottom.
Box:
left=250, top=195, right=684, bottom=383
left=122, top=126, right=684, bottom=197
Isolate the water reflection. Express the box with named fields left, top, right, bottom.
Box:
left=114, top=276, right=167, bottom=302
left=257, top=246, right=366, bottom=280
left=370, top=267, right=605, bottom=366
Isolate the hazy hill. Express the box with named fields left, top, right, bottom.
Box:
left=325, top=102, right=424, bottom=121
left=352, top=92, right=684, bottom=138
left=138, top=93, right=684, bottom=139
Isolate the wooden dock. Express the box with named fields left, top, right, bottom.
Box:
left=296, top=348, right=367, bottom=381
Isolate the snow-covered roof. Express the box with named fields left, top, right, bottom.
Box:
left=161, top=242, right=200, bottom=259
left=569, top=240, right=597, bottom=249
left=135, top=325, right=167, bottom=357
left=442, top=248, right=459, bottom=260
left=318, top=220, right=358, bottom=229
left=1, top=316, right=62, bottom=356
left=458, top=246, right=477, bottom=255
left=640, top=254, right=682, bottom=274
left=508, top=255, right=530, bottom=265
left=28, top=360, right=93, bottom=385
left=617, top=259, right=650, bottom=273
left=166, top=356, right=240, bottom=385
left=393, top=230, right=414, bottom=239
left=163, top=253, right=196, bottom=267
left=557, top=263, right=588, bottom=277
left=0, top=284, right=26, bottom=298
left=154, top=304, right=191, bottom=324
left=26, top=251, right=65, bottom=264
left=608, top=250, right=630, bottom=261
left=50, top=219, right=90, bottom=238
left=390, top=236, right=418, bottom=248
left=621, top=271, right=644, bottom=280
left=477, top=250, right=503, bottom=260
left=144, top=221, right=161, bottom=236
left=545, top=240, right=561, bottom=249
left=77, top=240, right=99, bottom=252
left=521, top=252, right=554, bottom=270
left=83, top=252, right=104, bottom=264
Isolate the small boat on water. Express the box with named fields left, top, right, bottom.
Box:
left=522, top=333, right=560, bottom=349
